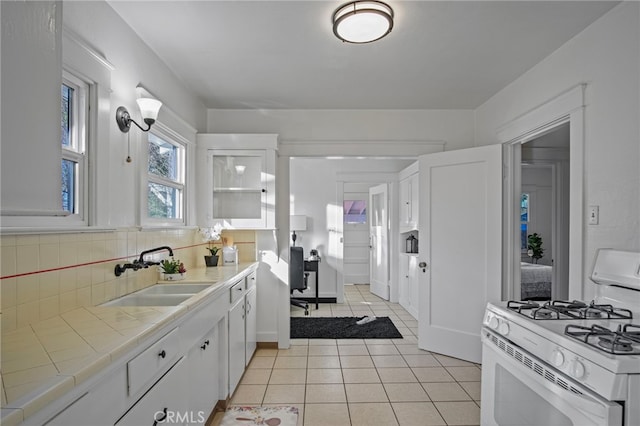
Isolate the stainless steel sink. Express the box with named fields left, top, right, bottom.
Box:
left=101, top=293, right=192, bottom=307
left=137, top=283, right=212, bottom=295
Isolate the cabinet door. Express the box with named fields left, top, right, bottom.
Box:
left=398, top=255, right=410, bottom=309
left=228, top=298, right=246, bottom=395
left=409, top=173, right=419, bottom=229
left=117, top=358, right=188, bottom=426
left=407, top=254, right=419, bottom=320
left=187, top=326, right=219, bottom=424
left=210, top=150, right=272, bottom=229
left=244, top=287, right=257, bottom=366
left=399, top=177, right=411, bottom=228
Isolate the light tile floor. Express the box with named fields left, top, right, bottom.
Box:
left=212, top=285, right=481, bottom=425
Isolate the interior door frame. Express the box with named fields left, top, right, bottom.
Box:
left=499, top=84, right=585, bottom=300
left=336, top=172, right=399, bottom=303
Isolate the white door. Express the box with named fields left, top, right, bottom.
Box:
left=418, top=145, right=502, bottom=363
left=369, top=183, right=389, bottom=300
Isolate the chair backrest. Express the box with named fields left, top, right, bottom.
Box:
left=290, top=246, right=307, bottom=291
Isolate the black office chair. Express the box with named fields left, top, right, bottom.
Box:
left=290, top=246, right=309, bottom=316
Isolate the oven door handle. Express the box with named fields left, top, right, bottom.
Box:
left=483, top=332, right=623, bottom=425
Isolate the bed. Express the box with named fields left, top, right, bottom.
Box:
left=521, top=262, right=552, bottom=300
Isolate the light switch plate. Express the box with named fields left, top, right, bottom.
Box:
left=588, top=205, right=599, bottom=225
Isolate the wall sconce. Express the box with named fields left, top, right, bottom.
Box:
left=290, top=215, right=307, bottom=246
left=115, top=98, right=162, bottom=133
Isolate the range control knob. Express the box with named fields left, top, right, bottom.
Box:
left=570, top=359, right=586, bottom=379
left=551, top=349, right=565, bottom=367
left=488, top=315, right=499, bottom=330
left=498, top=321, right=510, bottom=336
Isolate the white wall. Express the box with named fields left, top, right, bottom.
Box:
left=290, top=158, right=413, bottom=299
left=474, top=2, right=640, bottom=299
left=1, top=1, right=207, bottom=228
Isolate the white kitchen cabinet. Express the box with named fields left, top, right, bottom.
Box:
left=399, top=172, right=419, bottom=231
left=245, top=286, right=257, bottom=366
left=228, top=281, right=246, bottom=395
left=399, top=254, right=419, bottom=319
left=187, top=325, right=219, bottom=424
left=116, top=358, right=188, bottom=426
left=197, top=134, right=278, bottom=229
left=43, top=368, right=127, bottom=426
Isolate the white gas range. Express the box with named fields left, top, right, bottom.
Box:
left=481, top=249, right=640, bottom=426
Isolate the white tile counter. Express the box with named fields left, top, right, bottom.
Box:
left=0, top=263, right=258, bottom=425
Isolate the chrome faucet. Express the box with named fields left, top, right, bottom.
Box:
left=114, top=246, right=174, bottom=277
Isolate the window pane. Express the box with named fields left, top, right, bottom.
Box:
left=61, top=159, right=76, bottom=213
left=61, top=84, right=73, bottom=147
left=148, top=133, right=177, bottom=180
left=520, top=193, right=529, bottom=222
left=148, top=182, right=180, bottom=219
left=344, top=200, right=367, bottom=224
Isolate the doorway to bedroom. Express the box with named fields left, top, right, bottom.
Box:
left=518, top=123, right=570, bottom=300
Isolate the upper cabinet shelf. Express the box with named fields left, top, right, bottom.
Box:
left=196, top=134, right=278, bottom=230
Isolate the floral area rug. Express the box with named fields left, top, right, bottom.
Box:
left=220, top=406, right=298, bottom=426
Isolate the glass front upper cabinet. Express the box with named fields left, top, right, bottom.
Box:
left=209, top=150, right=274, bottom=229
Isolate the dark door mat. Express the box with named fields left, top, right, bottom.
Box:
left=290, top=316, right=403, bottom=339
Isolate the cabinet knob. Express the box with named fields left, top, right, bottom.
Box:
left=158, top=350, right=166, bottom=359
left=201, top=343, right=207, bottom=350
left=261, top=188, right=266, bottom=193
left=204, top=339, right=210, bottom=346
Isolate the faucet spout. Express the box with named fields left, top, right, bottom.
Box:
left=114, top=246, right=174, bottom=277
left=138, top=246, right=174, bottom=264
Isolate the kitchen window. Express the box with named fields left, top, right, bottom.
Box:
left=61, top=71, right=88, bottom=219
left=144, top=128, right=186, bottom=224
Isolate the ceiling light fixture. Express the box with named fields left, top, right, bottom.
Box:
left=115, top=97, right=162, bottom=133
left=332, top=0, right=394, bottom=44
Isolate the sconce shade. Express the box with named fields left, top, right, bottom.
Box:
left=333, top=0, right=394, bottom=44
left=136, top=98, right=162, bottom=122
left=290, top=215, right=307, bottom=232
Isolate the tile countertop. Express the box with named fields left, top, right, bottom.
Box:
left=1, top=262, right=259, bottom=425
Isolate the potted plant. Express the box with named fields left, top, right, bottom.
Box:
left=204, top=246, right=220, bottom=267
left=200, top=225, right=223, bottom=267
left=160, top=258, right=186, bottom=280
left=527, top=233, right=545, bottom=264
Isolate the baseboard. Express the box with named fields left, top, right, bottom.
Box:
left=257, top=341, right=278, bottom=349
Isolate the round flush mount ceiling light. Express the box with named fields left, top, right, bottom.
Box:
left=332, top=0, right=394, bottom=44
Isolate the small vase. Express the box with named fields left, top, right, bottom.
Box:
left=164, top=273, right=185, bottom=281
left=204, top=255, right=219, bottom=267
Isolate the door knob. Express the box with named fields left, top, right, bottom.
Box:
left=418, top=261, right=428, bottom=272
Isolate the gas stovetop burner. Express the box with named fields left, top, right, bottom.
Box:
left=565, top=324, right=640, bottom=355
left=507, top=299, right=633, bottom=320
left=598, top=335, right=634, bottom=352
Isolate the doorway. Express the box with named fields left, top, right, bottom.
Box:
left=519, top=123, right=570, bottom=300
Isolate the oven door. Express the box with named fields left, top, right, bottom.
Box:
left=481, top=330, right=623, bottom=426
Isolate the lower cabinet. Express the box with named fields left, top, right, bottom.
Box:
left=245, top=286, right=257, bottom=367
left=116, top=358, right=188, bottom=426
left=399, top=254, right=419, bottom=319
left=187, top=325, right=219, bottom=424
left=228, top=295, right=246, bottom=395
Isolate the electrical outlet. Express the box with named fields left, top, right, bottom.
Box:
left=589, top=205, right=599, bottom=225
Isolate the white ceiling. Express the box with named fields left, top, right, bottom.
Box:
left=108, top=1, right=618, bottom=110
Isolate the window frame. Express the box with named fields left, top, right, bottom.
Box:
left=142, top=123, right=188, bottom=226
left=61, top=70, right=89, bottom=224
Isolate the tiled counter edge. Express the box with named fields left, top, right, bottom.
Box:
left=0, top=262, right=259, bottom=426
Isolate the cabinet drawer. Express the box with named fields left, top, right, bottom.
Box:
left=127, top=328, right=180, bottom=397
left=246, top=271, right=256, bottom=290
left=117, top=358, right=188, bottom=426
left=230, top=280, right=244, bottom=304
